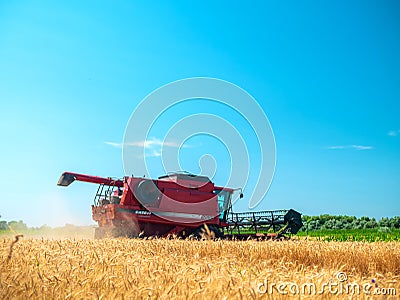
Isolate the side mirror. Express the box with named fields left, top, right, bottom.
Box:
left=240, top=193, right=243, bottom=199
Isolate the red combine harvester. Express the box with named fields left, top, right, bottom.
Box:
left=57, top=172, right=302, bottom=239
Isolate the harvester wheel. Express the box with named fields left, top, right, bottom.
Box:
left=210, top=225, right=224, bottom=239
left=191, top=225, right=224, bottom=240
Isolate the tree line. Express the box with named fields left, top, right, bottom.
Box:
left=0, top=220, right=28, bottom=231
left=1, top=215, right=400, bottom=232
left=300, top=215, right=400, bottom=231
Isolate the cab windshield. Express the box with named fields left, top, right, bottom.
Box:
left=214, top=189, right=232, bottom=221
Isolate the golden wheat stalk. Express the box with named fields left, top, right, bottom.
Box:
left=1, top=238, right=399, bottom=299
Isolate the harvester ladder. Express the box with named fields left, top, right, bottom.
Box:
left=93, top=182, right=118, bottom=206
left=94, top=184, right=105, bottom=206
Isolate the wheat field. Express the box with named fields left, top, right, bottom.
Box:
left=1, top=236, right=399, bottom=299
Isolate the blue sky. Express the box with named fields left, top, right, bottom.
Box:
left=0, top=1, right=399, bottom=226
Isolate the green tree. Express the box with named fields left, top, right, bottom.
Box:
left=390, top=216, right=400, bottom=229
left=364, top=218, right=377, bottom=229
left=0, top=220, right=9, bottom=230
left=8, top=220, right=27, bottom=231
left=379, top=217, right=390, bottom=228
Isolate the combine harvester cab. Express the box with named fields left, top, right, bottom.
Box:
left=58, top=172, right=302, bottom=239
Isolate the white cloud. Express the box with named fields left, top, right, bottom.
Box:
left=104, top=137, right=189, bottom=149
left=327, top=145, right=374, bottom=150
left=126, top=138, right=185, bottom=148
left=388, top=130, right=400, bottom=137
left=104, top=141, right=122, bottom=148
left=351, top=145, right=374, bottom=150
left=149, top=149, right=161, bottom=157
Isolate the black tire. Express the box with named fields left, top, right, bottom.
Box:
left=191, top=225, right=224, bottom=240
left=210, top=225, right=224, bottom=239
